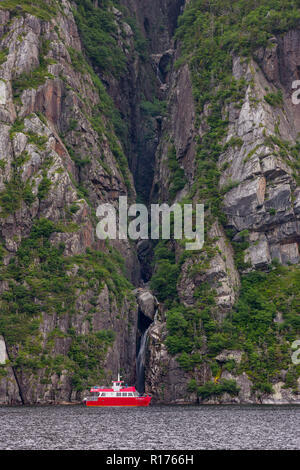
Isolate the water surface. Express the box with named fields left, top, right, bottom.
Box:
left=0, top=404, right=299, bottom=450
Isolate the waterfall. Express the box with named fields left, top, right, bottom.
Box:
left=136, top=328, right=149, bottom=395
left=135, top=290, right=158, bottom=394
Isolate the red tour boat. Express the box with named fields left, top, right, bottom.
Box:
left=83, top=375, right=151, bottom=407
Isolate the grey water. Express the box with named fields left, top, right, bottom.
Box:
left=0, top=405, right=299, bottom=450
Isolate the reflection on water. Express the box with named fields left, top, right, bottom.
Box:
left=0, top=404, right=299, bottom=450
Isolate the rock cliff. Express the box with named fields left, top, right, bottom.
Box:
left=145, top=1, right=300, bottom=404
left=0, top=0, right=139, bottom=404
left=0, top=0, right=299, bottom=405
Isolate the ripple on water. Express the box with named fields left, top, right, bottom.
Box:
left=0, top=404, right=299, bottom=450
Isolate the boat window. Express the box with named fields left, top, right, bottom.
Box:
left=122, top=393, right=127, bottom=397
left=117, top=393, right=121, bottom=397
left=101, top=393, right=106, bottom=397
left=128, top=393, right=133, bottom=397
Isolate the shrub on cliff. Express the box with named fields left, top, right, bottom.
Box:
left=188, top=378, right=240, bottom=400
left=150, top=259, right=180, bottom=302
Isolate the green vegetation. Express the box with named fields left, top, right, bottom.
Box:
left=12, top=65, right=53, bottom=99
left=37, top=172, right=52, bottom=200
left=0, top=0, right=58, bottom=21
left=150, top=259, right=180, bottom=304
left=151, top=0, right=300, bottom=396
left=263, top=135, right=300, bottom=185
left=0, top=217, right=133, bottom=389
left=0, top=177, right=35, bottom=216
left=167, top=145, right=187, bottom=201
left=188, top=378, right=240, bottom=400
left=0, top=218, right=132, bottom=333
left=73, top=0, right=126, bottom=77
left=27, top=131, right=48, bottom=150
left=214, top=267, right=300, bottom=393
left=66, top=45, right=132, bottom=192
left=12, top=39, right=54, bottom=99
left=68, top=118, right=78, bottom=131
left=174, top=0, right=300, bottom=220
left=150, top=238, right=193, bottom=306
left=64, top=2, right=154, bottom=197
left=244, top=144, right=263, bottom=163
left=105, top=131, right=132, bottom=193
left=9, top=119, right=25, bottom=139
left=124, top=15, right=149, bottom=61
left=164, top=262, right=300, bottom=395
left=177, top=1, right=300, bottom=70
left=223, top=137, right=244, bottom=150
left=68, top=329, right=115, bottom=391
left=230, top=229, right=251, bottom=271
left=2, top=117, right=55, bottom=213
left=221, top=179, right=239, bottom=195
left=0, top=143, right=36, bottom=216
left=0, top=218, right=68, bottom=345
left=70, top=0, right=150, bottom=170
left=0, top=48, right=8, bottom=65
left=2, top=0, right=300, bottom=399
left=73, top=0, right=150, bottom=74
left=264, top=90, right=283, bottom=107
left=165, top=305, right=202, bottom=364
left=64, top=143, right=91, bottom=170
left=140, top=99, right=167, bottom=118
left=230, top=268, right=300, bottom=392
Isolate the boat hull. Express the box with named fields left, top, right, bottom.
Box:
left=85, top=396, right=151, bottom=407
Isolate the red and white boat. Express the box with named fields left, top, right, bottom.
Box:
left=83, top=375, right=151, bottom=407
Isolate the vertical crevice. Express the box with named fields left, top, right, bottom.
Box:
left=3, top=337, right=25, bottom=405
left=128, top=1, right=185, bottom=393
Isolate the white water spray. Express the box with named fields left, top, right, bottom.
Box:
left=136, top=328, right=149, bottom=394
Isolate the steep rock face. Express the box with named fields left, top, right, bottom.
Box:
left=0, top=0, right=299, bottom=406
left=124, top=0, right=185, bottom=54
left=146, top=8, right=300, bottom=403
left=146, top=26, right=241, bottom=403
left=146, top=312, right=197, bottom=404
left=103, top=0, right=185, bottom=206
left=151, top=62, right=196, bottom=203
left=220, top=53, right=300, bottom=270
left=0, top=1, right=139, bottom=404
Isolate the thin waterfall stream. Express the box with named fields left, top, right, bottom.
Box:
left=136, top=307, right=157, bottom=395
left=136, top=328, right=149, bottom=395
